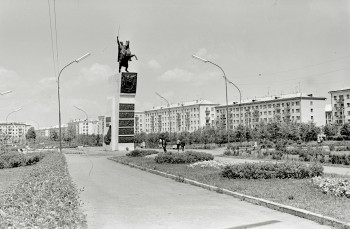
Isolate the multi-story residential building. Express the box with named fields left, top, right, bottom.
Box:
left=144, top=100, right=219, bottom=133
left=68, top=119, right=100, bottom=135
left=329, top=87, right=350, bottom=124
left=325, top=104, right=332, bottom=125
left=135, top=111, right=145, bottom=134
left=0, top=122, right=31, bottom=143
left=215, top=93, right=327, bottom=128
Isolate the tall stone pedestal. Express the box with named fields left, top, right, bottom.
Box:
left=109, top=72, right=137, bottom=151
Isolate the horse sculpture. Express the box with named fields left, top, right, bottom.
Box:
left=117, top=36, right=138, bottom=73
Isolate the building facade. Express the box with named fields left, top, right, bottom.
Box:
left=329, top=88, right=350, bottom=124
left=144, top=100, right=219, bottom=133
left=135, top=111, right=145, bottom=134
left=67, top=119, right=100, bottom=135
left=37, top=124, right=68, bottom=138
left=215, top=93, right=327, bottom=128
left=0, top=122, right=31, bottom=143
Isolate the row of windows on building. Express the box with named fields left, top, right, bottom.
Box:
left=334, top=94, right=350, bottom=100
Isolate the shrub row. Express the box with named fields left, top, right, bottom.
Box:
left=221, top=162, right=323, bottom=179
left=0, top=152, right=45, bottom=169
left=330, top=154, right=350, bottom=165
left=126, top=149, right=158, bottom=157
left=155, top=151, right=214, bottom=164
left=0, top=152, right=86, bottom=228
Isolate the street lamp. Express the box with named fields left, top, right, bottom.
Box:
left=155, top=92, right=171, bottom=138
left=58, top=53, right=91, bottom=153
left=228, top=80, right=242, bottom=125
left=192, top=54, right=230, bottom=142
left=0, top=90, right=12, bottom=95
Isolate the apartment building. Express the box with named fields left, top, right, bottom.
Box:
left=144, top=100, right=219, bottom=133
left=329, top=87, right=350, bottom=124
left=135, top=111, right=145, bottom=134
left=37, top=124, right=68, bottom=138
left=67, top=119, right=100, bottom=135
left=0, top=122, right=31, bottom=143
left=215, top=93, right=327, bottom=128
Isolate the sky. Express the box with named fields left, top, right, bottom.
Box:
left=0, top=0, right=349, bottom=128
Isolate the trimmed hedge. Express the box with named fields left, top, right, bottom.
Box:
left=155, top=151, right=214, bottom=164
left=126, top=149, right=158, bottom=157
left=221, top=162, right=323, bottom=179
left=0, top=152, right=45, bottom=169
left=0, top=152, right=86, bottom=228
left=330, top=154, right=350, bottom=165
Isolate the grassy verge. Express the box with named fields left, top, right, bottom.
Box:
left=110, top=156, right=350, bottom=223
left=0, top=152, right=86, bottom=228
left=0, top=166, right=32, bottom=194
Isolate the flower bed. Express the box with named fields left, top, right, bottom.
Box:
left=221, top=162, right=323, bottom=179
left=155, top=151, right=214, bottom=164
left=0, top=152, right=86, bottom=228
left=0, top=152, right=45, bottom=169
left=312, top=177, right=350, bottom=198
left=126, top=149, right=158, bottom=157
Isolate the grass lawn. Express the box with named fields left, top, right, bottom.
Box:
left=0, top=165, right=34, bottom=194
left=111, top=156, right=350, bottom=223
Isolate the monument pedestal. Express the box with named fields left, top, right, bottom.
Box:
left=108, top=72, right=137, bottom=152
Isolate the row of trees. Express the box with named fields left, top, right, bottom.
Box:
left=25, top=126, right=102, bottom=147
left=135, top=121, right=350, bottom=147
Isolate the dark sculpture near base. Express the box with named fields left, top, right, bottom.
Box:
left=117, top=36, right=138, bottom=73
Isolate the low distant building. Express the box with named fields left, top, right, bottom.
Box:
left=37, top=124, right=68, bottom=138
left=67, top=119, right=100, bottom=135
left=215, top=93, right=327, bottom=128
left=0, top=122, right=32, bottom=143
left=329, top=87, right=350, bottom=124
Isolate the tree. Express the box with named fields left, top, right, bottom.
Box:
left=64, top=125, right=76, bottom=145
left=26, top=127, right=36, bottom=143
left=340, top=123, right=350, bottom=137
left=49, top=129, right=58, bottom=141
left=323, top=123, right=338, bottom=137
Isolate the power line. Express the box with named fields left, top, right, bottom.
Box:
left=47, top=0, right=57, bottom=78
left=53, top=0, right=60, bottom=73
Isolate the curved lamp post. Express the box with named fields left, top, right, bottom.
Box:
left=192, top=54, right=229, bottom=142
left=228, top=80, right=242, bottom=125
left=58, top=53, right=90, bottom=153
left=0, top=90, right=12, bottom=96
left=155, top=92, right=171, bottom=137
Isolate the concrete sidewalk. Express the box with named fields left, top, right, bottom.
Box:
left=66, top=154, right=331, bottom=229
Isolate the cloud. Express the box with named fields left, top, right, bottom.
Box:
left=79, top=63, right=114, bottom=85
left=147, top=59, right=161, bottom=70
left=157, top=68, right=193, bottom=82
left=194, top=48, right=218, bottom=60
left=39, top=77, right=57, bottom=86
left=0, top=66, right=22, bottom=90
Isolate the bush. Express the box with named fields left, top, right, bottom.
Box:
left=0, top=152, right=45, bottom=169
left=126, top=149, right=158, bottom=157
left=221, top=162, right=323, bottom=179
left=0, top=152, right=86, bottom=228
left=155, top=151, right=214, bottom=164
left=330, top=154, right=350, bottom=165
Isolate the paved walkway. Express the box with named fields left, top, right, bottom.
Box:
left=66, top=154, right=331, bottom=229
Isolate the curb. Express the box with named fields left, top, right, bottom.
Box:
left=108, top=158, right=350, bottom=229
